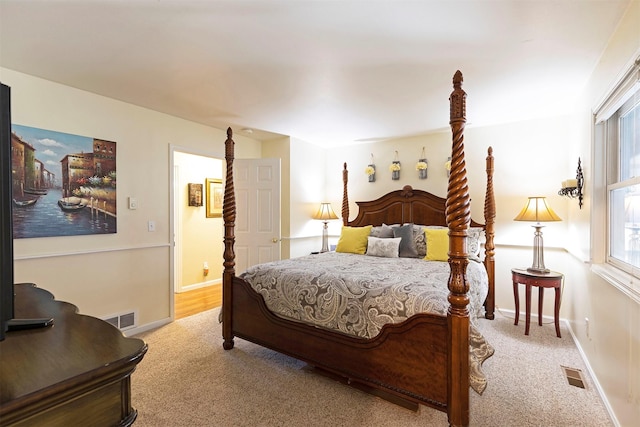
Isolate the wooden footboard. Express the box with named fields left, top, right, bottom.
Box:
left=230, top=276, right=450, bottom=410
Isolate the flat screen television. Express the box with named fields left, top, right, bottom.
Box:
left=1, top=82, right=52, bottom=341
left=1, top=82, right=14, bottom=340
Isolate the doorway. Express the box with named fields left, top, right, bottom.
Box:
left=170, top=147, right=224, bottom=320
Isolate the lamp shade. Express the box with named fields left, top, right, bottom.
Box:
left=514, top=197, right=561, bottom=223
left=313, top=202, right=338, bottom=221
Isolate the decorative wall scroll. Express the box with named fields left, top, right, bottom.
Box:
left=390, top=151, right=401, bottom=180
left=365, top=153, right=376, bottom=182
left=416, top=146, right=428, bottom=179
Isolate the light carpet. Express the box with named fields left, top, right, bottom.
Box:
left=131, top=308, right=612, bottom=426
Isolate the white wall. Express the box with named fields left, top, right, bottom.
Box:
left=565, top=2, right=640, bottom=426
left=289, top=137, right=328, bottom=257
left=1, top=67, right=261, bottom=331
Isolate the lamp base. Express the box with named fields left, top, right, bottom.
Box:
left=528, top=224, right=550, bottom=274
left=527, top=267, right=550, bottom=274
left=320, top=221, right=329, bottom=253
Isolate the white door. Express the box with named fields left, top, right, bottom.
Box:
left=234, top=158, right=281, bottom=273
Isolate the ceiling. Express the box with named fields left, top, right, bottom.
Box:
left=0, top=1, right=633, bottom=147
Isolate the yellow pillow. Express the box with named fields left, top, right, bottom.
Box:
left=424, top=228, right=449, bottom=261
left=336, top=225, right=373, bottom=254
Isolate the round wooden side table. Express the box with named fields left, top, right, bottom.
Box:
left=512, top=268, right=563, bottom=338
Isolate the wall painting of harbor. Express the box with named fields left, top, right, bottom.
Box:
left=11, top=124, right=117, bottom=238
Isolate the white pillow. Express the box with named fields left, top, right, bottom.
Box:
left=366, top=236, right=401, bottom=258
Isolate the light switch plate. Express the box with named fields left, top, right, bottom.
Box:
left=128, top=197, right=138, bottom=210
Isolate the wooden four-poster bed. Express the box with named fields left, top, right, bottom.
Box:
left=221, top=71, right=496, bottom=427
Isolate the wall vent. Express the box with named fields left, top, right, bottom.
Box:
left=561, top=366, right=586, bottom=389
left=103, top=311, right=137, bottom=331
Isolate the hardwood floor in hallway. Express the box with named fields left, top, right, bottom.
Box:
left=174, top=284, right=222, bottom=320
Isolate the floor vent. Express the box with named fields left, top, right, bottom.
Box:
left=561, top=366, right=587, bottom=389
left=103, top=311, right=136, bottom=331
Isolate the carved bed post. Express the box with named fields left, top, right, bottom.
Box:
left=484, top=147, right=496, bottom=320
left=342, top=162, right=349, bottom=225
left=222, top=127, right=236, bottom=350
left=446, top=70, right=470, bottom=427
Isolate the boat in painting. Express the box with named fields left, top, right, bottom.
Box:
left=12, top=198, right=38, bottom=207
left=58, top=197, right=87, bottom=212
left=24, top=188, right=48, bottom=196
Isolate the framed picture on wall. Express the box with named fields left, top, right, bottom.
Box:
left=206, top=178, right=223, bottom=218
left=11, top=124, right=118, bottom=238
left=188, top=183, right=203, bottom=207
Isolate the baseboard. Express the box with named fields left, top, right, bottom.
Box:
left=178, top=278, right=221, bottom=293
left=494, top=306, right=558, bottom=324
left=124, top=316, right=172, bottom=337
left=564, top=319, right=620, bottom=427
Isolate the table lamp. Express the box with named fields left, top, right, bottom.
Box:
left=313, top=202, right=338, bottom=252
left=514, top=196, right=561, bottom=273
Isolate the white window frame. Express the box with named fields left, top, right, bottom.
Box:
left=591, top=56, right=640, bottom=305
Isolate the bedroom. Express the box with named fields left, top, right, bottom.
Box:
left=0, top=1, right=639, bottom=426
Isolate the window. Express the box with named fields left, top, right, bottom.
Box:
left=593, top=57, right=640, bottom=302
left=609, top=98, right=640, bottom=270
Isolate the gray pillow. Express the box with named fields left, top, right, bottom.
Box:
left=393, top=224, right=419, bottom=258
left=370, top=223, right=395, bottom=238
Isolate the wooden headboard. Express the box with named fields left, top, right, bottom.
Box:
left=343, top=173, right=485, bottom=229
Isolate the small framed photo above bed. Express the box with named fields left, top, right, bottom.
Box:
left=205, top=178, right=223, bottom=218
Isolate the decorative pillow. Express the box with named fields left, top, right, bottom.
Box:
left=370, top=223, right=395, bottom=238
left=411, top=224, right=428, bottom=258
left=336, top=225, right=372, bottom=254
left=393, top=224, right=419, bottom=258
left=424, top=225, right=483, bottom=258
left=366, top=237, right=401, bottom=258
left=468, top=227, right=483, bottom=257
left=424, top=228, right=449, bottom=261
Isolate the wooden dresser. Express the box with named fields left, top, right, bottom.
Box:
left=0, top=283, right=147, bottom=426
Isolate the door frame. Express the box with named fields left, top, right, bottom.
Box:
left=169, top=144, right=224, bottom=320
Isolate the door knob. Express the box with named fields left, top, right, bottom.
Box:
left=272, top=238, right=278, bottom=243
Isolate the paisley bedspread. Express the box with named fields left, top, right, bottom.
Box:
left=239, top=252, right=495, bottom=394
